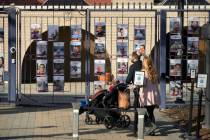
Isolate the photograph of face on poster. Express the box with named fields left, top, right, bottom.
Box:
left=170, top=18, right=181, bottom=34
left=188, top=17, right=200, bottom=35
left=70, top=61, right=81, bottom=78
left=187, top=37, right=199, bottom=54
left=48, top=25, right=59, bottom=41
left=117, top=40, right=128, bottom=57
left=94, top=60, right=105, bottom=75
left=170, top=81, right=182, bottom=97
left=134, top=40, right=145, bottom=52
left=53, top=59, right=64, bottom=75
left=134, top=25, right=145, bottom=40
left=70, top=41, right=81, bottom=58
left=94, top=81, right=105, bottom=93
left=53, top=42, right=64, bottom=58
left=117, top=58, right=128, bottom=74
left=117, top=24, right=128, bottom=39
left=170, top=35, right=183, bottom=56
left=170, top=59, right=182, bottom=76
left=53, top=76, right=64, bottom=92
left=95, top=37, right=105, bottom=59
left=36, top=60, right=47, bottom=76
left=0, top=57, right=4, bottom=69
left=71, top=25, right=82, bottom=40
left=37, top=76, right=48, bottom=92
left=0, top=28, right=4, bottom=42
left=187, top=60, right=198, bottom=76
left=31, top=24, right=41, bottom=40
left=95, top=22, right=106, bottom=37
left=36, top=41, right=47, bottom=58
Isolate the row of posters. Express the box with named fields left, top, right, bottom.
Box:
left=94, top=22, right=106, bottom=92
left=0, top=28, right=4, bottom=91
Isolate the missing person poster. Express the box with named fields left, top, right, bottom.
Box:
left=31, top=24, right=41, bottom=40
left=48, top=25, right=59, bottom=41
left=170, top=80, right=182, bottom=97
left=36, top=60, right=47, bottom=76
left=170, top=35, right=183, bottom=53
left=94, top=59, right=105, bottom=76
left=187, top=37, right=199, bottom=55
left=70, top=41, right=81, bottom=58
left=117, top=24, right=128, bottom=39
left=71, top=25, right=82, bottom=40
left=188, top=17, right=200, bottom=35
left=117, top=58, right=128, bottom=74
left=117, top=75, right=127, bottom=83
left=187, top=59, right=198, bottom=76
left=94, top=81, right=105, bottom=93
left=37, top=76, right=48, bottom=92
left=95, top=22, right=106, bottom=37
left=170, top=59, right=182, bottom=76
left=117, top=40, right=128, bottom=57
left=170, top=17, right=181, bottom=34
left=53, top=76, right=64, bottom=92
left=53, top=59, right=64, bottom=75
left=134, top=40, right=145, bottom=51
left=36, top=41, right=47, bottom=58
left=53, top=42, right=64, bottom=58
left=70, top=61, right=81, bottom=78
left=134, top=25, right=145, bottom=40
left=95, top=37, right=106, bottom=59
left=0, top=28, right=4, bottom=42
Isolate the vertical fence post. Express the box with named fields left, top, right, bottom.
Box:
left=137, top=108, right=146, bottom=140
left=85, top=8, right=91, bottom=103
left=159, top=10, right=166, bottom=109
left=7, top=6, right=16, bottom=102
left=204, top=11, right=210, bottom=129
left=72, top=103, right=80, bottom=140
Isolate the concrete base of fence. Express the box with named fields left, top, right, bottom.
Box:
left=72, top=102, right=80, bottom=140
left=137, top=108, right=146, bottom=140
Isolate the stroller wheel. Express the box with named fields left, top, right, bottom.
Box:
left=85, top=117, right=93, bottom=125
left=121, top=115, right=130, bottom=128
left=104, top=116, right=114, bottom=129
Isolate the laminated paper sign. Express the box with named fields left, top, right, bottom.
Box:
left=134, top=71, right=144, bottom=86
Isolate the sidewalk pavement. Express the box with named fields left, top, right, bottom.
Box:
left=0, top=103, right=184, bottom=140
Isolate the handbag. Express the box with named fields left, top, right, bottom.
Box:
left=118, top=89, right=130, bottom=109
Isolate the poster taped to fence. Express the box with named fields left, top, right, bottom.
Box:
left=95, top=22, right=106, bottom=37
left=187, top=37, right=199, bottom=54
left=53, top=59, right=64, bottom=75
left=70, top=61, right=81, bottom=78
left=134, top=25, right=145, bottom=40
left=188, top=17, right=200, bottom=35
left=170, top=35, right=183, bottom=55
left=94, top=59, right=105, bottom=75
left=170, top=80, right=182, bottom=97
left=36, top=60, right=47, bottom=76
left=117, top=74, right=127, bottom=83
left=94, top=81, right=105, bottom=93
left=53, top=76, right=64, bottom=92
left=187, top=59, right=198, bottom=76
left=117, top=58, right=128, bottom=74
left=170, top=59, right=182, bottom=77
left=37, top=76, right=48, bottom=92
left=0, top=28, right=4, bottom=42
left=95, top=37, right=106, bottom=59
left=117, top=24, right=128, bottom=39
left=53, top=42, right=64, bottom=58
left=36, top=41, right=47, bottom=58
left=117, top=40, right=128, bottom=57
left=134, top=71, right=145, bottom=86
left=48, top=25, right=59, bottom=41
left=170, top=17, right=181, bottom=34
left=31, top=24, right=41, bottom=40
left=197, top=74, right=207, bottom=88
left=134, top=40, right=145, bottom=51
left=70, top=41, right=81, bottom=58
left=71, top=25, right=82, bottom=40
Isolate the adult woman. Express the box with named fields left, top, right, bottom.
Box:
left=139, top=56, right=160, bottom=135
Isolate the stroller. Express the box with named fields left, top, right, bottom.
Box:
left=79, top=83, right=131, bottom=129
